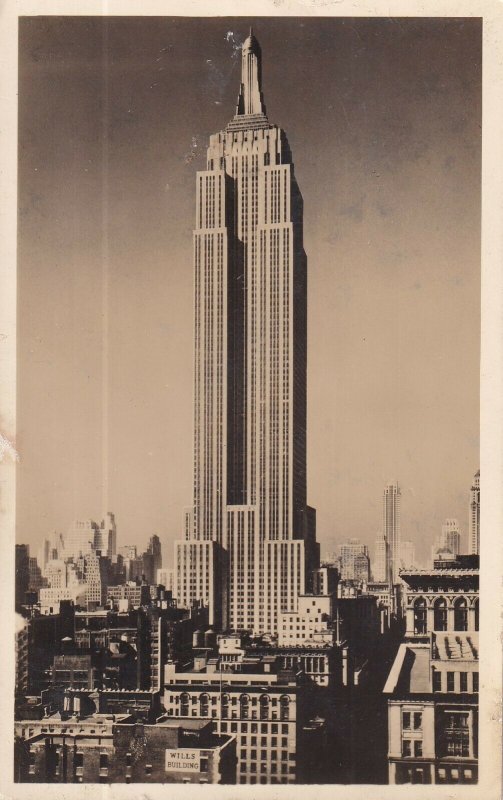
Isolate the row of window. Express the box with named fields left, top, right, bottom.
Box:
left=413, top=597, right=479, bottom=633
left=432, top=671, right=478, bottom=693
left=220, top=721, right=290, bottom=735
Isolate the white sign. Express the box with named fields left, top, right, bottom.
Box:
left=165, top=749, right=201, bottom=773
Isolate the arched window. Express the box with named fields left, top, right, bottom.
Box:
left=474, top=599, right=479, bottom=631
left=221, top=693, right=229, bottom=719
left=454, top=597, right=468, bottom=631
left=199, top=693, right=209, bottom=717
left=260, top=695, right=270, bottom=721
left=413, top=598, right=427, bottom=634
left=433, top=597, right=448, bottom=631
left=240, top=695, right=250, bottom=720
left=180, top=693, right=190, bottom=716
left=280, top=696, right=290, bottom=721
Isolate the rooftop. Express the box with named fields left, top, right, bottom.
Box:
left=433, top=632, right=478, bottom=661
left=383, top=643, right=431, bottom=695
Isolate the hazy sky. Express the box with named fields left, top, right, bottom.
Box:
left=17, top=16, right=481, bottom=566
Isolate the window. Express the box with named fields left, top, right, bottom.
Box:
left=402, top=712, right=411, bottom=730
left=434, top=598, right=448, bottom=632
left=221, top=694, right=229, bottom=719
left=433, top=671, right=442, bottom=692
left=240, top=695, right=250, bottom=720
left=402, top=740, right=412, bottom=757
left=280, top=697, right=289, bottom=721
left=180, top=693, right=190, bottom=716
left=413, top=712, right=422, bottom=730
left=440, top=712, right=470, bottom=757
left=413, top=598, right=427, bottom=634
left=474, top=599, right=479, bottom=631
left=460, top=672, right=468, bottom=692
left=447, top=672, right=455, bottom=692
left=414, top=741, right=423, bottom=757
left=260, top=696, right=269, bottom=720
left=473, top=672, right=479, bottom=692
left=200, top=693, right=209, bottom=716
left=454, top=598, right=468, bottom=632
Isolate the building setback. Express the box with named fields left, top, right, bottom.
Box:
left=175, top=30, right=318, bottom=634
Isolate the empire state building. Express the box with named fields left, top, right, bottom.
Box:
left=175, top=31, right=319, bottom=634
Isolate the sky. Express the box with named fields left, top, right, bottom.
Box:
left=17, top=16, right=481, bottom=567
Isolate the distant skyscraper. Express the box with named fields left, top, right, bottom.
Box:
left=147, top=534, right=162, bottom=574
left=157, top=567, right=174, bottom=593
left=373, top=532, right=389, bottom=582
left=63, top=520, right=99, bottom=561
left=95, top=512, right=117, bottom=558
left=338, top=539, right=369, bottom=581
left=398, top=539, right=416, bottom=570
left=441, top=518, right=461, bottom=556
left=175, top=31, right=318, bottom=633
left=469, top=470, right=480, bottom=555
left=383, top=482, right=401, bottom=582
left=353, top=552, right=370, bottom=582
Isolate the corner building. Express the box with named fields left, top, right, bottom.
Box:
left=175, top=31, right=318, bottom=634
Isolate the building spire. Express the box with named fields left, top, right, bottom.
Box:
left=235, top=30, right=266, bottom=117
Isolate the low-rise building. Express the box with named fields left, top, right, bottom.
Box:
left=385, top=557, right=479, bottom=785
left=278, top=594, right=334, bottom=647
left=163, top=653, right=325, bottom=784
left=401, top=564, right=479, bottom=639
left=15, top=709, right=236, bottom=784
left=384, top=632, right=478, bottom=785
left=107, top=582, right=150, bottom=610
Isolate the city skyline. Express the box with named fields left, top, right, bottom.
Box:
left=17, top=17, right=481, bottom=566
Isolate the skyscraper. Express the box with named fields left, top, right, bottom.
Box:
left=338, top=538, right=369, bottom=581
left=175, top=31, right=318, bottom=633
left=439, top=518, right=461, bottom=557
left=373, top=532, right=389, bottom=583
left=147, top=534, right=162, bottom=576
left=383, top=481, right=401, bottom=582
left=398, top=539, right=416, bottom=570
left=95, top=512, right=117, bottom=558
left=469, top=470, right=480, bottom=555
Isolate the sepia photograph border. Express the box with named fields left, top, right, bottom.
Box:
left=1, top=1, right=502, bottom=799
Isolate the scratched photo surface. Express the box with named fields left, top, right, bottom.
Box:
left=15, top=17, right=481, bottom=787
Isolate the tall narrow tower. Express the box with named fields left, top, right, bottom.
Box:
left=469, top=470, right=480, bottom=555
left=175, top=31, right=318, bottom=633
left=383, top=481, right=401, bottom=582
